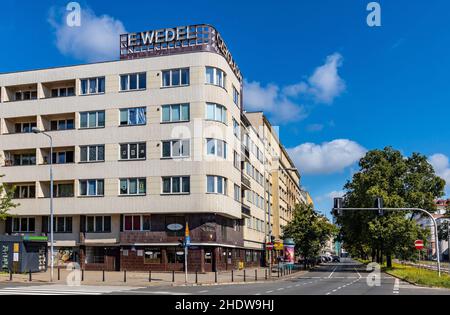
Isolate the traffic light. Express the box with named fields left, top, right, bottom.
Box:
left=374, top=197, right=384, bottom=216
left=333, top=198, right=344, bottom=216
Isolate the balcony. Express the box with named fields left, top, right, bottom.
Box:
left=41, top=113, right=76, bottom=133
left=41, top=80, right=76, bottom=99
left=241, top=174, right=251, bottom=190
left=3, top=150, right=36, bottom=167
left=242, top=205, right=251, bottom=218
left=4, top=83, right=38, bottom=102
left=2, top=117, right=37, bottom=135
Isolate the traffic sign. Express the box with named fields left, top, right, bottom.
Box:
left=415, top=240, right=424, bottom=250
left=266, top=243, right=274, bottom=251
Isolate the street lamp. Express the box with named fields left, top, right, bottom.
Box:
left=32, top=127, right=54, bottom=282
left=333, top=197, right=442, bottom=277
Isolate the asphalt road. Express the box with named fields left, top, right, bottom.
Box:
left=0, top=259, right=448, bottom=295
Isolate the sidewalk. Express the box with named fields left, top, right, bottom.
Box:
left=0, top=266, right=305, bottom=287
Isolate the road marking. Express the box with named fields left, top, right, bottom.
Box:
left=328, top=266, right=338, bottom=278
left=198, top=290, right=209, bottom=294
left=393, top=279, right=400, bottom=295
left=266, top=290, right=274, bottom=294
left=277, top=288, right=284, bottom=291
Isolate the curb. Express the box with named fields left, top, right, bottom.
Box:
left=173, top=271, right=308, bottom=287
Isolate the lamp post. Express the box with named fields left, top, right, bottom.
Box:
left=32, top=128, right=54, bottom=282
left=333, top=197, right=442, bottom=277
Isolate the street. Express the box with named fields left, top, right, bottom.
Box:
left=0, top=259, right=448, bottom=295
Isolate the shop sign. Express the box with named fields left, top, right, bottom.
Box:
left=167, top=224, right=184, bottom=231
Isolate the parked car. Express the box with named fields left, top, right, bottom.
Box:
left=332, top=256, right=341, bottom=263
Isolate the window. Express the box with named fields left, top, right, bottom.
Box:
left=207, top=176, right=227, bottom=195
left=167, top=248, right=185, bottom=264
left=161, top=104, right=190, bottom=123
left=13, top=185, right=36, bottom=199
left=51, top=87, right=75, bottom=98
left=120, top=107, right=147, bottom=126
left=206, top=139, right=227, bottom=159
left=12, top=154, right=36, bottom=166
left=120, top=178, right=146, bottom=196
left=206, top=103, right=227, bottom=124
left=120, top=143, right=146, bottom=160
left=53, top=184, right=74, bottom=198
left=234, top=185, right=241, bottom=202
left=79, top=180, right=104, bottom=197
left=80, top=145, right=105, bottom=163
left=80, top=111, right=105, bottom=129
left=162, top=68, right=190, bottom=87
left=162, top=140, right=190, bottom=158
left=85, top=216, right=111, bottom=233
left=205, top=67, right=226, bottom=88
left=15, top=122, right=37, bottom=134
left=120, top=73, right=146, bottom=91
left=15, top=91, right=37, bottom=101
left=12, top=217, right=35, bottom=233
left=45, top=217, right=73, bottom=233
left=124, top=215, right=151, bottom=231
left=162, top=177, right=190, bottom=194
left=233, top=86, right=240, bottom=107
left=232, top=119, right=240, bottom=139
left=80, top=77, right=105, bottom=95
left=233, top=151, right=240, bottom=170
left=50, top=119, right=74, bottom=131
left=52, top=151, right=74, bottom=164
left=144, top=248, right=162, bottom=264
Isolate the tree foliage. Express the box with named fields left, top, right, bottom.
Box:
left=0, top=176, right=17, bottom=221
left=335, top=147, right=445, bottom=267
left=283, top=202, right=337, bottom=266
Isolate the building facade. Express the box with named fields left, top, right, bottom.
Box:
left=0, top=25, right=307, bottom=272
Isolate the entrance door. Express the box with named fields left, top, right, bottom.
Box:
left=204, top=248, right=214, bottom=272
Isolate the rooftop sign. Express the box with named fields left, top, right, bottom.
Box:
left=120, top=24, right=242, bottom=82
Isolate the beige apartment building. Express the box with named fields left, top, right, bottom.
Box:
left=0, top=25, right=308, bottom=272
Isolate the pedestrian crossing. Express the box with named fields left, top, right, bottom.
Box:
left=0, top=285, right=143, bottom=295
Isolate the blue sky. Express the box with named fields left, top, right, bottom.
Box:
left=1, top=0, right=449, bottom=216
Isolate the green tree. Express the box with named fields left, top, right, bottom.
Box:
left=336, top=147, right=445, bottom=268
left=0, top=176, right=17, bottom=221
left=283, top=203, right=337, bottom=268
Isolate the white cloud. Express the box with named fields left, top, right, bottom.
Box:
left=429, top=154, right=450, bottom=193
left=287, top=139, right=367, bottom=175
left=307, top=53, right=346, bottom=104
left=244, top=53, right=345, bottom=124
left=243, top=80, right=307, bottom=123
left=49, top=7, right=127, bottom=62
